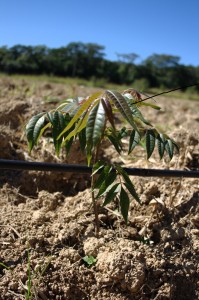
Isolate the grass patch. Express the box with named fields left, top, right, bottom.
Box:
left=0, top=73, right=198, bottom=101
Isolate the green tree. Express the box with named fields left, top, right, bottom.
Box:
left=145, top=54, right=180, bottom=68
left=116, top=53, right=139, bottom=64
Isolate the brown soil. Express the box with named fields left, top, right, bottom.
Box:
left=0, top=77, right=198, bottom=300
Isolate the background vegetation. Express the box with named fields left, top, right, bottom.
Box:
left=0, top=42, right=199, bottom=93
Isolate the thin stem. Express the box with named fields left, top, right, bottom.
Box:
left=91, top=145, right=100, bottom=237
left=91, top=174, right=100, bottom=237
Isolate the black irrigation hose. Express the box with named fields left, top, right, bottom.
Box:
left=134, top=82, right=199, bottom=104
left=0, top=159, right=199, bottom=178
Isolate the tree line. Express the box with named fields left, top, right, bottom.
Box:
left=0, top=42, right=199, bottom=91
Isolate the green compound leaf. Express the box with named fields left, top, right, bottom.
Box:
left=57, top=101, right=78, bottom=115
left=78, top=128, right=86, bottom=153
left=124, top=96, right=152, bottom=126
left=65, top=137, right=74, bottom=155
left=52, top=111, right=66, bottom=155
left=102, top=183, right=121, bottom=207
left=106, top=127, right=128, bottom=154
left=131, top=104, right=152, bottom=126
left=136, top=102, right=161, bottom=110
left=58, top=91, right=102, bottom=139
left=124, top=182, right=141, bottom=204
left=115, top=164, right=141, bottom=204
left=93, top=165, right=112, bottom=190
left=128, top=130, right=141, bottom=154
left=123, top=89, right=161, bottom=110
left=26, top=112, right=46, bottom=153
left=47, top=111, right=72, bottom=156
left=62, top=111, right=90, bottom=144
left=92, top=161, right=106, bottom=176
left=165, top=139, right=174, bottom=160
left=157, top=133, right=166, bottom=159
left=46, top=112, right=53, bottom=124
left=107, top=135, right=122, bottom=154
left=96, top=172, right=117, bottom=198
left=101, top=98, right=116, bottom=130
left=105, top=90, right=138, bottom=132
left=86, top=101, right=106, bottom=150
left=146, top=129, right=156, bottom=159
left=118, top=127, right=129, bottom=139
left=86, top=101, right=106, bottom=165
left=106, top=128, right=123, bottom=154
left=120, top=187, right=130, bottom=224
left=122, top=88, right=142, bottom=101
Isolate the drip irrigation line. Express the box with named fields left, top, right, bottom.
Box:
left=0, top=159, right=198, bottom=178
left=134, top=82, right=199, bottom=104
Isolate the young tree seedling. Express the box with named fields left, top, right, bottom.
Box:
left=26, top=88, right=179, bottom=236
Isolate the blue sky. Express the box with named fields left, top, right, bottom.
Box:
left=1, top=0, right=199, bottom=66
